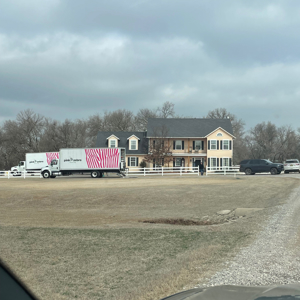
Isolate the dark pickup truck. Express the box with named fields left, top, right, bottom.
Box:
left=239, top=159, right=284, bottom=175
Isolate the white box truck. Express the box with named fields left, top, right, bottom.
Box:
left=40, top=148, right=126, bottom=178
left=11, top=152, right=59, bottom=174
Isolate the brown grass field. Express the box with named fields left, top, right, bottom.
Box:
left=0, top=175, right=299, bottom=300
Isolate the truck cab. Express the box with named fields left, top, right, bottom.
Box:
left=11, top=161, right=25, bottom=173
left=41, top=159, right=60, bottom=178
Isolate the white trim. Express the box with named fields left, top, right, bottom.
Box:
left=172, top=153, right=206, bottom=157
left=106, top=134, right=120, bottom=140
left=210, top=139, right=217, bottom=150
left=129, top=139, right=138, bottom=150
left=127, top=135, right=140, bottom=140
left=109, top=139, right=117, bottom=148
left=205, top=127, right=236, bottom=139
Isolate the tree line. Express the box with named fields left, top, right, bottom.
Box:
left=0, top=102, right=299, bottom=169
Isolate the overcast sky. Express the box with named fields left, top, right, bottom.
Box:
left=1, top=0, right=300, bottom=130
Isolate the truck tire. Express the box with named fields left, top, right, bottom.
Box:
left=245, top=168, right=252, bottom=175
left=270, top=168, right=277, bottom=175
left=42, top=171, right=50, bottom=179
left=50, top=175, right=56, bottom=178
left=91, top=171, right=99, bottom=178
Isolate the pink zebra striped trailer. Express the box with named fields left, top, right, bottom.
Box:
left=40, top=148, right=126, bottom=178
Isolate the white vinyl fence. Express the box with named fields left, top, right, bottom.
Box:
left=126, top=166, right=200, bottom=177
left=206, top=166, right=240, bottom=176
left=0, top=171, right=42, bottom=179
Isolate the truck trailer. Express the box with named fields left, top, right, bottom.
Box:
left=41, top=148, right=126, bottom=178
left=11, top=152, right=59, bottom=173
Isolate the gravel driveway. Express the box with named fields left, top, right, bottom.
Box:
left=201, top=184, right=300, bottom=287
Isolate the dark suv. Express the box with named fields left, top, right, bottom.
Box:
left=239, top=159, right=284, bottom=175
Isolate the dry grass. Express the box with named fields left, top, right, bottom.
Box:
left=0, top=176, right=299, bottom=299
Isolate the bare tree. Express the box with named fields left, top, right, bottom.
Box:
left=135, top=108, right=158, bottom=131
left=16, top=109, right=45, bottom=153
left=86, top=114, right=104, bottom=147
left=143, top=125, right=173, bottom=167
left=102, top=109, right=136, bottom=131
left=246, top=122, right=300, bottom=162
left=157, top=101, right=176, bottom=118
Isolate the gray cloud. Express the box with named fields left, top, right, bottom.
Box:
left=1, top=0, right=300, bottom=130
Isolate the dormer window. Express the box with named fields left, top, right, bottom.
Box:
left=130, top=140, right=137, bottom=150
left=109, top=139, right=117, bottom=148
left=217, top=133, right=223, bottom=137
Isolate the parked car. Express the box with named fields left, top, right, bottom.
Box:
left=239, top=159, right=284, bottom=175
left=284, top=159, right=300, bottom=173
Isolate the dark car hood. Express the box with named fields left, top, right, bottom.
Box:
left=161, top=284, right=300, bottom=300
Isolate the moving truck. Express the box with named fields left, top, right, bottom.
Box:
left=41, top=148, right=126, bottom=178
left=11, top=152, right=59, bottom=173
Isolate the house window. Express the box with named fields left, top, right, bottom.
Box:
left=223, top=140, right=229, bottom=150
left=130, top=140, right=137, bottom=150
left=195, top=141, right=202, bottom=150
left=175, top=140, right=182, bottom=150
left=210, top=140, right=217, bottom=150
left=175, top=158, right=182, bottom=167
left=210, top=157, right=217, bottom=170
left=129, top=157, right=137, bottom=167
left=109, top=139, right=117, bottom=148
left=217, top=133, right=223, bottom=137
left=222, top=158, right=229, bottom=167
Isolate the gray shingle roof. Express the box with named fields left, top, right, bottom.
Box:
left=147, top=118, right=234, bottom=138
left=96, top=131, right=148, bottom=155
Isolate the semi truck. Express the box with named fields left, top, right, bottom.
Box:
left=11, top=152, right=59, bottom=174
left=40, top=148, right=126, bottom=178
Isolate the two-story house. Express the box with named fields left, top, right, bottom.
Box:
left=96, top=118, right=235, bottom=170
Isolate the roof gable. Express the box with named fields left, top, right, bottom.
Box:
left=205, top=127, right=235, bottom=139
left=106, top=134, right=120, bottom=140
left=127, top=134, right=140, bottom=140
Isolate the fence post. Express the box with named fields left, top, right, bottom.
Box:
left=144, top=168, right=146, bottom=176
left=180, top=167, right=182, bottom=176
left=8, top=171, right=9, bottom=179
left=24, top=171, right=26, bottom=179
left=224, top=168, right=226, bottom=176
left=162, top=167, right=163, bottom=176
left=206, top=166, right=208, bottom=176
left=198, top=166, right=199, bottom=176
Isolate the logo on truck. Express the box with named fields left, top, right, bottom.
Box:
left=29, top=160, right=44, bottom=164
left=64, top=158, right=82, bottom=163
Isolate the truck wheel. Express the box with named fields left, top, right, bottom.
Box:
left=270, top=168, right=277, bottom=175
left=91, top=171, right=99, bottom=178
left=42, top=171, right=50, bottom=179
left=245, top=168, right=252, bottom=175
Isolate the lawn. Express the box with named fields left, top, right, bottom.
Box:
left=0, top=176, right=299, bottom=299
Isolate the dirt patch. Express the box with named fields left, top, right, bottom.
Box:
left=141, top=218, right=223, bottom=226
